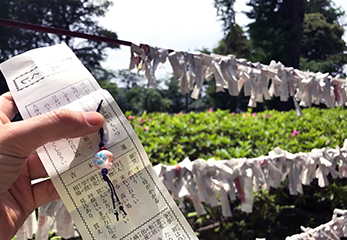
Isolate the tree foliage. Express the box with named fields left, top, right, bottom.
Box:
left=300, top=12, right=347, bottom=74
left=300, top=0, right=347, bottom=75
left=214, top=0, right=236, bottom=34
left=0, top=0, right=118, bottom=94
left=106, top=70, right=172, bottom=115
left=116, top=69, right=146, bottom=90
left=305, top=0, right=345, bottom=24
left=213, top=23, right=252, bottom=60
left=120, top=86, right=171, bottom=115
left=162, top=78, right=187, bottom=113
left=245, top=0, right=305, bottom=68
left=301, top=12, right=345, bottom=60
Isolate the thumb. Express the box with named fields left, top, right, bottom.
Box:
left=0, top=109, right=104, bottom=158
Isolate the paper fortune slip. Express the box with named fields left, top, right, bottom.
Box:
left=0, top=43, right=197, bottom=240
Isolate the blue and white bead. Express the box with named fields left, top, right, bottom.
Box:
left=94, top=149, right=114, bottom=170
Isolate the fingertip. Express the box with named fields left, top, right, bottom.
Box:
left=82, top=112, right=104, bottom=127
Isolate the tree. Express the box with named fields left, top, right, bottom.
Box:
left=106, top=69, right=171, bottom=115
left=214, top=0, right=237, bottom=34
left=302, top=13, right=345, bottom=60
left=299, top=0, right=347, bottom=75
left=162, top=77, right=187, bottom=113
left=116, top=69, right=147, bottom=90
left=213, top=0, right=252, bottom=60
left=0, top=0, right=118, bottom=94
left=213, top=23, right=252, bottom=60
left=245, top=0, right=305, bottom=68
left=305, top=0, right=344, bottom=24
left=97, top=79, right=119, bottom=98
left=300, top=12, right=347, bottom=74
left=214, top=0, right=305, bottom=67
left=120, top=86, right=170, bottom=115
left=212, top=1, right=260, bottom=111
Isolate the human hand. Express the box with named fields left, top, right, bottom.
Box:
left=0, top=92, right=104, bottom=240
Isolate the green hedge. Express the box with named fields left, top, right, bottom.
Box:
left=128, top=107, right=347, bottom=164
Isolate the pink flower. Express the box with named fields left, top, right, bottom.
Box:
left=231, top=112, right=236, bottom=115
left=266, top=113, right=271, bottom=118
left=143, top=127, right=148, bottom=131
left=127, top=116, right=134, bottom=120
left=209, top=108, right=214, bottom=113
left=179, top=112, right=183, bottom=116
left=147, top=117, right=151, bottom=122
left=292, top=129, right=300, bottom=136
left=140, top=118, right=144, bottom=122
left=252, top=113, right=256, bottom=117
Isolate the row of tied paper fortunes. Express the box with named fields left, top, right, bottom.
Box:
left=15, top=199, right=78, bottom=240
left=153, top=139, right=347, bottom=217
left=17, top=204, right=347, bottom=240
left=129, top=43, right=347, bottom=115
left=286, top=209, right=347, bottom=240
left=15, top=139, right=347, bottom=239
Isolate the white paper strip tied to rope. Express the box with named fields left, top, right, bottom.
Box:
left=36, top=199, right=76, bottom=240
left=246, top=63, right=262, bottom=108
left=188, top=53, right=213, bottom=99
left=209, top=57, right=226, bottom=93
left=15, top=199, right=78, bottom=240
left=129, top=43, right=145, bottom=70
left=168, top=51, right=191, bottom=94
left=192, top=158, right=220, bottom=207
left=332, top=75, right=347, bottom=107
left=15, top=211, right=37, bottom=240
left=286, top=209, right=347, bottom=240
left=337, top=140, right=347, bottom=177
left=129, top=43, right=168, bottom=88
left=256, top=63, right=273, bottom=102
